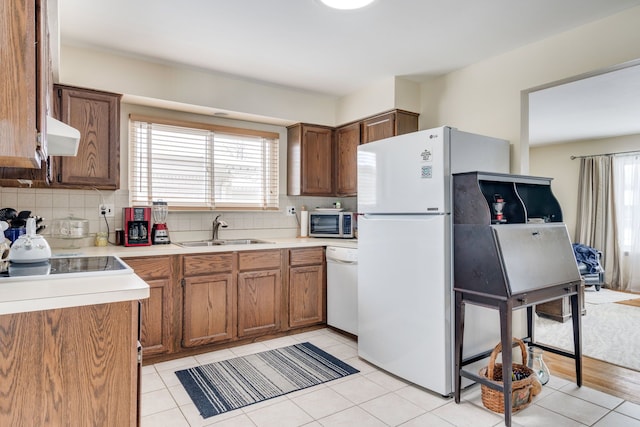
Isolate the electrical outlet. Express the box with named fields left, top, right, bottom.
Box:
left=99, top=204, right=115, bottom=217
left=286, top=206, right=296, bottom=216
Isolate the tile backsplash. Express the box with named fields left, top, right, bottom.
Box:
left=0, top=187, right=355, bottom=248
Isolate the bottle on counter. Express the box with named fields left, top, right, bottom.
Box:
left=300, top=205, right=308, bottom=237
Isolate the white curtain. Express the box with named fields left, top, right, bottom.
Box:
left=613, top=154, right=640, bottom=292
left=575, top=156, right=621, bottom=288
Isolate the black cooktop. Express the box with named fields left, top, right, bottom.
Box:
left=1, top=256, right=130, bottom=278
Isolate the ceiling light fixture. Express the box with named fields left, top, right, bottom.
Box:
left=320, top=0, right=375, bottom=10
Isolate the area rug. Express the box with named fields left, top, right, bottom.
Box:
left=583, top=288, right=639, bottom=304
left=175, top=342, right=359, bottom=418
left=536, top=301, right=640, bottom=371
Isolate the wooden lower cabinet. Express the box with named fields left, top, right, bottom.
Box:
left=123, top=256, right=175, bottom=357
left=237, top=250, right=282, bottom=337
left=182, top=253, right=236, bottom=347
left=183, top=272, right=236, bottom=346
left=288, top=247, right=325, bottom=329
left=0, top=301, right=139, bottom=426
left=132, top=248, right=327, bottom=359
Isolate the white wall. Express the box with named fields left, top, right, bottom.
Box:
left=59, top=45, right=339, bottom=126
left=420, top=5, right=640, bottom=173
left=335, top=76, right=421, bottom=125
left=530, top=134, right=640, bottom=242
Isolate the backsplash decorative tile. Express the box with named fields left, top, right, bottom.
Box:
left=1, top=187, right=355, bottom=248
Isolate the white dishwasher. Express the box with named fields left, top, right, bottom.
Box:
left=326, top=246, right=358, bottom=335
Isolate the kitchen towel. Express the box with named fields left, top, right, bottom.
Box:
left=175, top=342, right=359, bottom=418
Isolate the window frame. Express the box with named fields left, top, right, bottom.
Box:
left=129, top=114, right=280, bottom=211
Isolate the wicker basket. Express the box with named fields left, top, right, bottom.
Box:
left=478, top=338, right=541, bottom=413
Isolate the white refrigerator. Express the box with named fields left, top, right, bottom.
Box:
left=357, top=126, right=511, bottom=396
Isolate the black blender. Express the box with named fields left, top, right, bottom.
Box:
left=151, top=201, right=170, bottom=244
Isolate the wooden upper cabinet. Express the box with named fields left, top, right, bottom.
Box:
left=287, top=124, right=334, bottom=196
left=0, top=0, right=47, bottom=169
left=362, top=110, right=419, bottom=144
left=335, top=122, right=360, bottom=196
left=288, top=110, right=417, bottom=197
left=52, top=85, right=121, bottom=189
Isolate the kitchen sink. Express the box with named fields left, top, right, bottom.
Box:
left=176, top=239, right=273, bottom=247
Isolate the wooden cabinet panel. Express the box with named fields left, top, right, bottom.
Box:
left=287, top=124, right=334, bottom=196
left=0, top=302, right=139, bottom=426
left=53, top=85, right=121, bottom=188
left=362, top=112, right=396, bottom=144
left=184, top=253, right=234, bottom=275
left=238, top=269, right=281, bottom=337
left=362, top=110, right=418, bottom=144
left=289, top=265, right=324, bottom=328
left=238, top=250, right=281, bottom=271
left=183, top=273, right=235, bottom=346
left=287, top=247, right=325, bottom=330
left=335, top=122, right=360, bottom=196
left=0, top=0, right=46, bottom=169
left=289, top=247, right=324, bottom=266
left=182, top=252, right=237, bottom=347
left=124, top=256, right=174, bottom=357
left=140, top=278, right=171, bottom=355
left=0, top=310, right=44, bottom=423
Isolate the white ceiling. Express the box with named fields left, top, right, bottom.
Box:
left=58, top=0, right=640, bottom=142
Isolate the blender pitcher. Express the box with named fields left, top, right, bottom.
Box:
left=151, top=201, right=171, bottom=244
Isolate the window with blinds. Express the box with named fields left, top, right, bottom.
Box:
left=130, top=117, right=279, bottom=210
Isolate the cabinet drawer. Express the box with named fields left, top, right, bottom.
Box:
left=238, top=250, right=281, bottom=271
left=123, top=256, right=172, bottom=280
left=184, top=253, right=234, bottom=276
left=289, top=247, right=324, bottom=266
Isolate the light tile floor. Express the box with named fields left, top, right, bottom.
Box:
left=141, top=328, right=640, bottom=426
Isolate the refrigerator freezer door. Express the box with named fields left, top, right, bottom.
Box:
left=357, top=129, right=447, bottom=214
left=357, top=214, right=451, bottom=395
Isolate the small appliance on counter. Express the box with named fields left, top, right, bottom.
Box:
left=123, top=207, right=152, bottom=247
left=8, top=217, right=52, bottom=263
left=151, top=201, right=170, bottom=244
left=50, top=215, right=90, bottom=249
left=309, top=211, right=355, bottom=238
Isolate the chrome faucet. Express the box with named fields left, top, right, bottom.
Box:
left=212, top=215, right=228, bottom=240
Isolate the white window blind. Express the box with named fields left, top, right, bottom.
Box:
left=130, top=118, right=279, bottom=210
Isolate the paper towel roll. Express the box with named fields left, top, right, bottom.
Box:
left=300, top=210, right=309, bottom=237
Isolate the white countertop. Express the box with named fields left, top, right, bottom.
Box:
left=52, top=237, right=358, bottom=258
left=0, top=268, right=150, bottom=315
left=0, top=237, right=356, bottom=316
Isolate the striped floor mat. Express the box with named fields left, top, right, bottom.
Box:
left=175, top=342, right=359, bottom=418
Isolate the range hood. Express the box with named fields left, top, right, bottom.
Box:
left=46, top=116, right=80, bottom=156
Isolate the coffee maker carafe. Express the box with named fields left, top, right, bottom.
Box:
left=151, top=201, right=170, bottom=244
left=123, top=207, right=151, bottom=247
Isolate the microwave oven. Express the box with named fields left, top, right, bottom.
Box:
left=309, top=212, right=355, bottom=238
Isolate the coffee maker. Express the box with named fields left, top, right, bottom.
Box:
left=151, top=201, right=170, bottom=244
left=123, top=207, right=151, bottom=247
